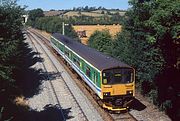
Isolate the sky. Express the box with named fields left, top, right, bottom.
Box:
left=17, top=0, right=130, bottom=11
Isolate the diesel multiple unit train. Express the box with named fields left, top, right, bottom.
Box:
left=50, top=33, right=135, bottom=111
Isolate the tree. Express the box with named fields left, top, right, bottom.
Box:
left=0, top=0, right=24, bottom=82
left=84, top=6, right=89, bottom=11
left=111, top=30, right=135, bottom=64
left=101, top=11, right=105, bottom=14
left=113, top=0, right=179, bottom=119
left=32, top=16, right=80, bottom=41
left=88, top=30, right=112, bottom=55
left=65, top=25, right=80, bottom=42
left=27, top=8, right=44, bottom=26
left=0, top=0, right=25, bottom=120
left=143, top=0, right=180, bottom=119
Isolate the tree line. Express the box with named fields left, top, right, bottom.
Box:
left=71, top=6, right=125, bottom=12
left=0, top=1, right=28, bottom=120
left=27, top=8, right=80, bottom=41
left=88, top=0, right=180, bottom=120
left=0, top=1, right=50, bottom=121
left=26, top=8, right=125, bottom=39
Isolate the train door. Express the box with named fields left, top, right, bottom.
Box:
left=81, top=61, right=85, bottom=73
left=93, top=71, right=97, bottom=85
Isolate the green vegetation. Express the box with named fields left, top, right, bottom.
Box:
left=67, top=15, right=125, bottom=25
left=27, top=7, right=126, bottom=40
left=27, top=9, right=80, bottom=41
left=88, top=0, right=180, bottom=120
left=88, top=30, right=112, bottom=55
left=27, top=8, right=44, bottom=27
left=0, top=0, right=26, bottom=120
left=0, top=0, right=24, bottom=92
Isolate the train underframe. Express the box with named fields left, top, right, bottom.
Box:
left=102, top=95, right=134, bottom=111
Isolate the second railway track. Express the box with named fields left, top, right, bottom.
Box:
left=27, top=31, right=89, bottom=121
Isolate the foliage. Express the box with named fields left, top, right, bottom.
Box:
left=29, top=16, right=80, bottom=41
left=111, top=30, right=134, bottom=64
left=88, top=0, right=179, bottom=119
left=27, top=7, right=126, bottom=41
left=88, top=30, right=112, bottom=55
left=0, top=0, right=27, bottom=120
left=113, top=0, right=179, bottom=119
left=27, top=8, right=44, bottom=27
left=66, top=15, right=125, bottom=25
left=0, top=0, right=24, bottom=83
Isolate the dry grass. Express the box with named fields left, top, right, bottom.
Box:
left=64, top=11, right=108, bottom=17
left=44, top=10, right=64, bottom=16
left=64, top=11, right=80, bottom=17
left=73, top=24, right=122, bottom=45
left=34, top=29, right=51, bottom=40
left=81, top=12, right=107, bottom=17
left=92, top=10, right=126, bottom=16
left=44, top=10, right=125, bottom=17
left=91, top=10, right=104, bottom=13
left=14, top=96, right=28, bottom=106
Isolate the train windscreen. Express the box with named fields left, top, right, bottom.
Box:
left=102, top=68, right=134, bottom=85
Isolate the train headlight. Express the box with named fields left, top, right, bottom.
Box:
left=103, top=92, right=111, bottom=96
left=127, top=90, right=133, bottom=95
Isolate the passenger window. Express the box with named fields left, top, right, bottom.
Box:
left=94, top=72, right=96, bottom=83
left=73, top=57, right=80, bottom=67
left=69, top=52, right=71, bottom=58
left=86, top=67, right=91, bottom=78
left=65, top=50, right=69, bottom=56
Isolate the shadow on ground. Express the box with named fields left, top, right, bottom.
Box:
left=9, top=40, right=73, bottom=121
left=32, top=104, right=73, bottom=121
left=130, top=98, right=146, bottom=111
left=41, top=71, right=63, bottom=81
left=7, top=104, right=73, bottom=121
left=13, top=41, right=44, bottom=98
left=33, top=104, right=73, bottom=121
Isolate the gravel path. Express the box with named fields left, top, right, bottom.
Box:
left=129, top=92, right=171, bottom=121
left=26, top=32, right=104, bottom=121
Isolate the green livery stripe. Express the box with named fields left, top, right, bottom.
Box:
left=51, top=36, right=102, bottom=88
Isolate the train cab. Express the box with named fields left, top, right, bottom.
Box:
left=101, top=67, right=135, bottom=111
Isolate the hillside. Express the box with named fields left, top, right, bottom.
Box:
left=44, top=10, right=64, bottom=16
left=91, top=10, right=126, bottom=16
left=64, top=11, right=109, bottom=17
left=43, top=9, right=125, bottom=17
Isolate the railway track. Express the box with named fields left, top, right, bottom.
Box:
left=111, top=112, right=137, bottom=121
left=27, top=28, right=137, bottom=121
left=26, top=31, right=88, bottom=121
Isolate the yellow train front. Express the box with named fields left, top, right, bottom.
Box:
left=100, top=67, right=135, bottom=111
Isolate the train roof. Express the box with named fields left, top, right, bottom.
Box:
left=52, top=33, right=131, bottom=71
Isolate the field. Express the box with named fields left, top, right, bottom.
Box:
left=63, top=11, right=109, bottom=17
left=91, top=10, right=126, bottom=16
left=44, top=10, right=64, bottom=16
left=73, top=24, right=122, bottom=44
left=43, top=10, right=125, bottom=17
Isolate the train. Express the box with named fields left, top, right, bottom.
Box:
left=50, top=33, right=135, bottom=111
